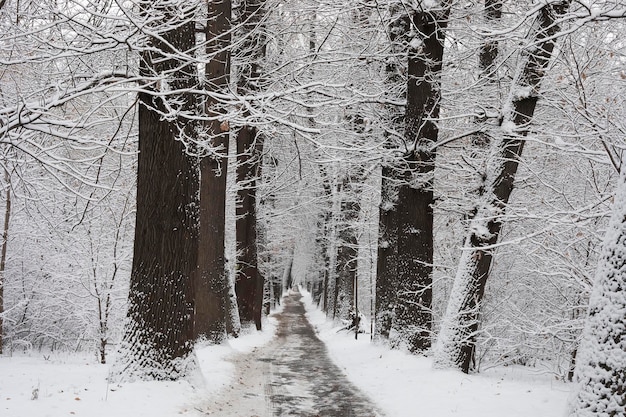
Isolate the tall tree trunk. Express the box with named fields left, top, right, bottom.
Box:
left=374, top=166, right=400, bottom=340
left=326, top=177, right=341, bottom=317
left=567, top=164, right=626, bottom=417
left=434, top=1, right=571, bottom=373
left=389, top=3, right=450, bottom=353
left=196, top=0, right=232, bottom=343
left=115, top=3, right=199, bottom=380
left=334, top=173, right=362, bottom=320
left=374, top=4, right=409, bottom=342
left=314, top=167, right=332, bottom=310
left=235, top=129, right=264, bottom=329
left=234, top=0, right=265, bottom=330
left=0, top=169, right=10, bottom=354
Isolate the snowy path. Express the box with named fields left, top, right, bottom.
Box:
left=203, top=291, right=384, bottom=416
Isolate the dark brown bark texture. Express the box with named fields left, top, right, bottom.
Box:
left=447, top=1, right=570, bottom=373
left=374, top=5, right=409, bottom=342
left=234, top=0, right=266, bottom=330
left=235, top=127, right=264, bottom=329
left=196, top=0, right=232, bottom=343
left=390, top=5, right=450, bottom=353
left=121, top=4, right=199, bottom=379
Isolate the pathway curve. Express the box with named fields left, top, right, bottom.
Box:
left=203, top=290, right=383, bottom=416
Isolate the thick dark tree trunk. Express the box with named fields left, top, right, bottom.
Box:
left=0, top=169, right=10, bottom=354
left=234, top=0, right=266, bottom=330
left=235, top=127, right=264, bottom=329
left=387, top=5, right=449, bottom=353
left=117, top=4, right=199, bottom=380
left=434, top=1, right=571, bottom=373
left=196, top=0, right=232, bottom=343
left=373, top=4, right=408, bottom=343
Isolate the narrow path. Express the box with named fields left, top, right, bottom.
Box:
left=203, top=290, right=383, bottom=416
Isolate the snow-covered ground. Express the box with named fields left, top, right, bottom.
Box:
left=0, top=315, right=279, bottom=417
left=300, top=289, right=571, bottom=417
left=1, top=292, right=571, bottom=417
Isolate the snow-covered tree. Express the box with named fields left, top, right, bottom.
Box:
left=567, top=162, right=626, bottom=416
left=433, top=0, right=571, bottom=373
left=374, top=0, right=451, bottom=353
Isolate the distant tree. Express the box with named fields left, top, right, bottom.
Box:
left=0, top=167, right=10, bottom=354
left=567, top=163, right=626, bottom=417
left=333, top=169, right=363, bottom=320
left=314, top=166, right=333, bottom=311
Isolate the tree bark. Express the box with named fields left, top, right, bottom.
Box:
left=116, top=3, right=199, bottom=380
left=235, top=127, right=264, bottom=329
left=234, top=0, right=266, bottom=330
left=315, top=167, right=333, bottom=313
left=334, top=173, right=361, bottom=320
left=374, top=166, right=400, bottom=340
left=434, top=1, right=571, bottom=373
left=373, top=3, right=409, bottom=343
left=388, top=4, right=450, bottom=353
left=0, top=169, right=10, bottom=354
left=196, top=0, right=232, bottom=343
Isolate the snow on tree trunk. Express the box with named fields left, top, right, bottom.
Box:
left=389, top=3, right=449, bottom=353
left=567, top=167, right=626, bottom=416
left=433, top=0, right=571, bottom=373
left=113, top=2, right=200, bottom=381
left=374, top=1, right=449, bottom=352
left=374, top=2, right=408, bottom=342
